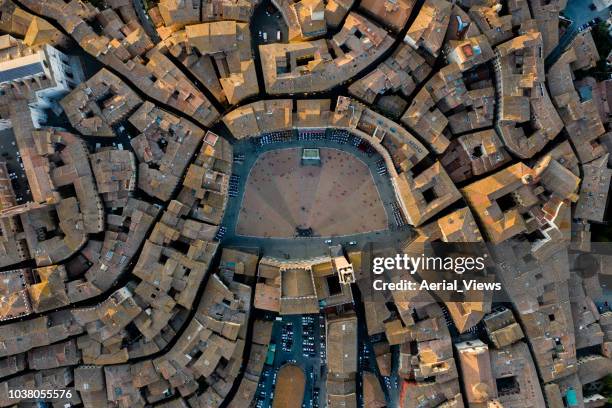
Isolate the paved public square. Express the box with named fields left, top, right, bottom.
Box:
left=236, top=148, right=388, bottom=238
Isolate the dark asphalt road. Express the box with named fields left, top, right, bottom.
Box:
left=218, top=130, right=415, bottom=258
left=545, top=0, right=610, bottom=68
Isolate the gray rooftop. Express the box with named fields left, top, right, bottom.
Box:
left=0, top=62, right=44, bottom=84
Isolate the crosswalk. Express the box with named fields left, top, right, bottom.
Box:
left=376, top=159, right=387, bottom=175
left=232, top=153, right=245, bottom=164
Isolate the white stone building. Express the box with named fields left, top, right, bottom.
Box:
left=0, top=35, right=85, bottom=128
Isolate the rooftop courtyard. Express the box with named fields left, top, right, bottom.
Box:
left=236, top=147, right=388, bottom=238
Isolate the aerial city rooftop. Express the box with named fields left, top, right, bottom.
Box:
left=0, top=0, right=609, bottom=407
